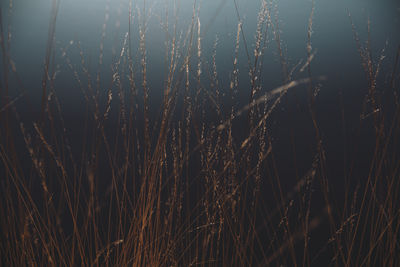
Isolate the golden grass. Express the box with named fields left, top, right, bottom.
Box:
left=0, top=0, right=399, bottom=266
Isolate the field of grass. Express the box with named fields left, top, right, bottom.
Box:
left=1, top=0, right=400, bottom=266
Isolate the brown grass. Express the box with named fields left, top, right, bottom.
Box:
left=1, top=0, right=399, bottom=266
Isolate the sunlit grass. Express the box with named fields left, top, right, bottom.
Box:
left=1, top=0, right=399, bottom=266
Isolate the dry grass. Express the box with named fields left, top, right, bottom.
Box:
left=1, top=0, right=400, bottom=266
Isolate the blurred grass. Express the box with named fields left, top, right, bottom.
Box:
left=0, top=0, right=399, bottom=266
